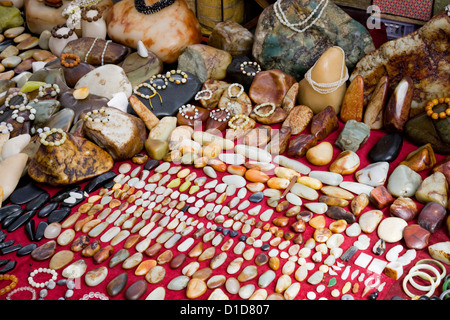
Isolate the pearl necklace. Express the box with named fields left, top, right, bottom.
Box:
left=38, top=83, right=60, bottom=98
left=178, top=104, right=198, bottom=120
left=6, top=286, right=37, bottom=300
left=274, top=0, right=328, bottom=33
left=304, top=46, right=348, bottom=95
left=253, top=102, right=276, bottom=117
left=240, top=61, right=261, bottom=77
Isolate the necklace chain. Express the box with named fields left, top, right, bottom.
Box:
left=274, top=0, right=328, bottom=33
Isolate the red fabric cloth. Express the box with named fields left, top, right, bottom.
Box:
left=0, top=119, right=448, bottom=301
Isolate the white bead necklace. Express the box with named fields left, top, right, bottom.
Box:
left=274, top=0, right=328, bottom=33
left=304, top=46, right=349, bottom=95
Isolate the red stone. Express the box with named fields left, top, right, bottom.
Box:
left=369, top=186, right=395, bottom=209
left=403, top=224, right=431, bottom=249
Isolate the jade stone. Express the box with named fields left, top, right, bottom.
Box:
left=0, top=6, right=24, bottom=31
left=335, top=120, right=370, bottom=152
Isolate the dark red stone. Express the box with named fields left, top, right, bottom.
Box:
left=418, top=202, right=447, bottom=233
left=403, top=224, right=431, bottom=249
left=369, top=186, right=395, bottom=209
left=124, top=279, right=148, bottom=300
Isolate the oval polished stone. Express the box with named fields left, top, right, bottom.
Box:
left=62, top=259, right=87, bottom=279
left=167, top=275, right=190, bottom=291
left=359, top=210, right=383, bottom=234
left=170, top=253, right=186, bottom=269
left=123, top=252, right=143, bottom=269
left=93, top=245, right=114, bottom=264
left=377, top=217, right=408, bottom=243
left=125, top=279, right=148, bottom=300
left=85, top=266, right=108, bottom=287
left=186, top=278, right=207, bottom=299
left=237, top=265, right=258, bottom=282
left=49, top=250, right=74, bottom=270
left=71, top=235, right=90, bottom=252
left=417, top=202, right=447, bottom=233
left=325, top=206, right=355, bottom=224
left=258, top=270, right=276, bottom=288
left=389, top=197, right=418, bottom=222
left=31, top=240, right=56, bottom=261
left=369, top=133, right=403, bottom=163
left=403, top=224, right=431, bottom=249
left=107, top=272, right=128, bottom=297
left=44, top=222, right=61, bottom=239
left=109, top=249, right=130, bottom=268
left=145, top=265, right=166, bottom=284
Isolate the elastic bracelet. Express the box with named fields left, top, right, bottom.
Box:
left=51, top=24, right=75, bottom=39
left=227, top=83, right=244, bottom=99
left=5, top=91, right=28, bottom=110
left=149, top=73, right=168, bottom=90
left=165, top=69, right=188, bottom=85
left=209, top=108, right=230, bottom=122
left=0, top=122, right=13, bottom=134
left=195, top=89, right=212, bottom=101
left=425, top=97, right=450, bottom=120
left=84, top=108, right=111, bottom=123
left=81, top=5, right=104, bottom=22
left=40, top=128, right=68, bottom=147
left=38, top=83, right=60, bottom=98
left=61, top=53, right=81, bottom=68
left=6, top=286, right=37, bottom=300
left=253, top=102, right=276, bottom=117
left=80, top=291, right=109, bottom=300
left=240, top=61, right=261, bottom=76
left=28, top=268, right=58, bottom=288
left=228, top=114, right=250, bottom=130
left=178, top=104, right=198, bottom=120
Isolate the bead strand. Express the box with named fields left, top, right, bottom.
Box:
left=84, top=108, right=111, bottom=123
left=195, top=89, right=213, bottom=101
left=28, top=268, right=58, bottom=288
left=4, top=91, right=28, bottom=110
left=0, top=122, right=13, bottom=134
left=150, top=73, right=168, bottom=90
left=274, top=0, right=329, bottom=33
left=39, top=128, right=68, bottom=147
left=6, top=286, right=37, bottom=300
left=228, top=114, right=250, bottom=130
left=38, top=83, right=60, bottom=97
left=253, top=102, right=276, bottom=117
left=101, top=40, right=111, bottom=66
left=178, top=104, right=199, bottom=120
left=165, top=69, right=188, bottom=85
left=134, top=0, right=175, bottom=15
left=228, top=83, right=244, bottom=99
left=425, top=97, right=450, bottom=119
left=209, top=108, right=231, bottom=122
left=240, top=61, right=261, bottom=77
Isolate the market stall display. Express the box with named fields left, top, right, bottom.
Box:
left=0, top=0, right=448, bottom=302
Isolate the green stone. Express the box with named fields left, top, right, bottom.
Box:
left=327, top=277, right=337, bottom=287
left=28, top=99, right=61, bottom=128
left=19, top=81, right=47, bottom=93
left=335, top=120, right=370, bottom=152
left=0, top=6, right=24, bottom=31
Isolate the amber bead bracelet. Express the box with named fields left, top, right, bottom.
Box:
left=61, top=53, right=81, bottom=68
left=425, top=97, right=450, bottom=119
left=0, top=274, right=18, bottom=295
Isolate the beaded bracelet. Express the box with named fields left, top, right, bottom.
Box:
left=228, top=114, right=250, bottom=130
left=79, top=292, right=109, bottom=300
left=178, top=104, right=198, bottom=120
left=51, top=24, right=75, bottom=39
left=165, top=69, right=188, bottom=85
left=133, top=82, right=163, bottom=109
left=84, top=108, right=111, bottom=123
left=228, top=83, right=244, bottom=99
left=38, top=83, right=60, bottom=98
left=61, top=53, right=81, bottom=68
left=39, top=279, right=76, bottom=300
left=195, top=89, right=213, bottom=101
left=4, top=91, right=28, bottom=110
left=28, top=268, right=58, bottom=288
left=0, top=122, right=13, bottom=134
left=11, top=105, right=37, bottom=123
left=240, top=61, right=261, bottom=77
left=6, top=286, right=37, bottom=300
left=150, top=73, right=168, bottom=90
left=425, top=97, right=450, bottom=119
left=209, top=108, right=231, bottom=122
left=0, top=274, right=18, bottom=295
left=253, top=102, right=276, bottom=117
left=81, top=5, right=104, bottom=22
left=40, top=128, right=67, bottom=147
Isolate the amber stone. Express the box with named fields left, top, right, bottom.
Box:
left=292, top=233, right=303, bottom=245
left=403, top=224, right=431, bottom=249
left=186, top=278, right=207, bottom=299
left=269, top=256, right=280, bottom=270
left=272, top=217, right=289, bottom=227
left=291, top=220, right=306, bottom=233
left=248, top=69, right=297, bottom=107
left=124, top=234, right=141, bottom=249
left=156, top=250, right=173, bottom=265
left=71, top=235, right=90, bottom=252
left=93, top=245, right=114, bottom=264
left=135, top=260, right=157, bottom=276
left=399, top=144, right=436, bottom=172
left=433, top=156, right=450, bottom=185
left=319, top=195, right=349, bottom=207
left=287, top=134, right=317, bottom=158
left=255, top=253, right=269, bottom=266
left=187, top=242, right=203, bottom=258
left=192, top=267, right=213, bottom=281
left=369, top=186, right=395, bottom=209
left=275, top=200, right=289, bottom=212
left=145, top=243, right=162, bottom=257
left=31, top=240, right=56, bottom=261
left=81, top=240, right=101, bottom=257
left=310, top=106, right=339, bottom=140
left=329, top=219, right=347, bottom=233
left=313, top=228, right=332, bottom=242
left=383, top=76, right=413, bottom=132
left=107, top=272, right=128, bottom=297
left=389, top=197, right=419, bottom=222
left=418, top=202, right=447, bottom=233
left=267, top=126, right=291, bottom=155
left=125, top=279, right=148, bottom=300
left=340, top=75, right=364, bottom=123
left=364, top=75, right=389, bottom=129
left=309, top=215, right=326, bottom=229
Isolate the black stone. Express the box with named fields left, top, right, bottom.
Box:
left=24, top=220, right=35, bottom=242
left=325, top=206, right=355, bottom=224
left=50, top=185, right=81, bottom=203
left=368, top=290, right=379, bottom=300
left=103, top=180, right=115, bottom=189
left=25, top=191, right=50, bottom=211
left=0, top=205, right=23, bottom=222
left=249, top=192, right=264, bottom=203
left=0, top=39, right=15, bottom=53
left=38, top=202, right=59, bottom=218
left=9, top=182, right=46, bottom=205
left=368, top=133, right=403, bottom=163
left=127, top=72, right=202, bottom=119
left=0, top=259, right=10, bottom=267
left=16, top=243, right=37, bottom=257
left=215, top=226, right=223, bottom=232
left=60, top=190, right=85, bottom=208
left=229, top=230, right=239, bottom=237
left=47, top=207, right=71, bottom=223
left=0, top=260, right=16, bottom=274
left=261, top=244, right=270, bottom=251
left=1, top=244, right=22, bottom=255
left=144, top=159, right=160, bottom=171
left=0, top=240, right=14, bottom=249
left=222, top=228, right=230, bottom=236
left=84, top=171, right=117, bottom=194
left=34, top=221, right=48, bottom=241
left=1, top=210, right=23, bottom=229
left=225, top=55, right=255, bottom=91
left=239, top=235, right=247, bottom=242
left=0, top=230, right=6, bottom=243
left=180, top=205, right=190, bottom=212
left=7, top=210, right=37, bottom=233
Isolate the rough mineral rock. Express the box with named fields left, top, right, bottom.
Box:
left=363, top=75, right=389, bottom=129
left=120, top=51, right=163, bottom=87
left=428, top=241, right=450, bottom=265
left=335, top=120, right=370, bottom=152
left=329, top=150, right=360, bottom=175
left=389, top=197, right=419, bottom=222
left=28, top=132, right=114, bottom=186
left=350, top=12, right=450, bottom=114
left=400, top=143, right=436, bottom=173
left=83, top=107, right=147, bottom=161
left=208, top=20, right=254, bottom=57
left=106, top=0, right=202, bottom=64
left=177, top=44, right=232, bottom=83
left=355, top=162, right=389, bottom=187
left=287, top=134, right=317, bottom=158
left=252, top=0, right=374, bottom=80
left=387, top=165, right=422, bottom=197
left=415, top=172, right=448, bottom=208
left=417, top=201, right=447, bottom=233
left=310, top=106, right=339, bottom=140
left=281, top=105, right=313, bottom=135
